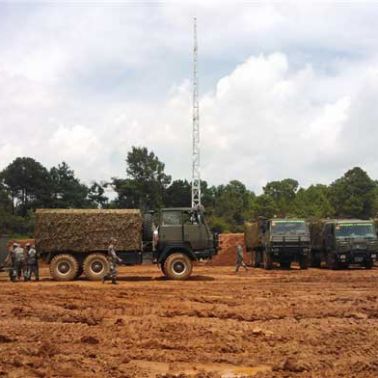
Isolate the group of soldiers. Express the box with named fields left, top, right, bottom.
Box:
left=5, top=243, right=39, bottom=282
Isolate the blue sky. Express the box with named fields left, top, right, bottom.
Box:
left=1, top=1, right=378, bottom=193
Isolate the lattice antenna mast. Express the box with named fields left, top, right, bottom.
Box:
left=192, top=17, right=201, bottom=208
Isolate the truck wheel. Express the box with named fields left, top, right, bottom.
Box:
left=163, top=253, right=193, bottom=280
left=263, top=250, right=273, bottom=270
left=143, top=214, right=154, bottom=241
left=299, top=256, right=309, bottom=270
left=83, top=254, right=109, bottom=281
left=50, top=254, right=79, bottom=281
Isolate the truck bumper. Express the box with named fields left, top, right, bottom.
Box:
left=336, top=250, right=376, bottom=265
left=270, top=247, right=310, bottom=261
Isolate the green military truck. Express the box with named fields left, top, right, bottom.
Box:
left=35, top=207, right=217, bottom=281
left=310, top=219, right=378, bottom=269
left=245, top=218, right=311, bottom=269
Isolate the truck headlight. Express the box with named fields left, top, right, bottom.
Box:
left=340, top=254, right=346, bottom=260
left=371, top=254, right=376, bottom=259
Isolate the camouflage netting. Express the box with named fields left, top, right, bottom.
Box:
left=35, top=209, right=142, bottom=253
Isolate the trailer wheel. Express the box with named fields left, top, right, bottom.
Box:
left=263, top=250, right=273, bottom=270
left=50, top=254, right=79, bottom=281
left=83, top=254, right=109, bottom=281
left=163, top=253, right=192, bottom=280
left=364, top=260, right=373, bottom=269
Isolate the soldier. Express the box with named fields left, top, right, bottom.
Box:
left=26, top=244, right=39, bottom=281
left=235, top=244, right=248, bottom=272
left=5, top=243, right=18, bottom=282
left=102, top=238, right=122, bottom=285
left=13, top=243, right=26, bottom=280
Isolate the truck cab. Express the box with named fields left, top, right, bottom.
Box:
left=319, top=219, right=378, bottom=269
left=255, top=218, right=311, bottom=269
left=150, top=208, right=217, bottom=279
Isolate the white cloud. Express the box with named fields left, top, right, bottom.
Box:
left=0, top=3, right=378, bottom=194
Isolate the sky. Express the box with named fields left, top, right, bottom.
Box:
left=1, top=1, right=378, bottom=193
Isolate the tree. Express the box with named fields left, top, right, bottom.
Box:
left=252, top=194, right=277, bottom=219
left=49, top=162, right=90, bottom=208
left=164, top=180, right=191, bottom=207
left=113, top=147, right=171, bottom=210
left=1, top=157, right=51, bottom=216
left=88, top=182, right=108, bottom=208
left=329, top=167, right=377, bottom=219
left=263, top=178, right=299, bottom=216
left=212, top=180, right=255, bottom=231
left=292, top=185, right=334, bottom=218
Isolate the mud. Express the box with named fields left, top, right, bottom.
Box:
left=0, top=265, right=378, bottom=377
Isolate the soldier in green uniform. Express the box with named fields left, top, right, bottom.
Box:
left=235, top=244, right=248, bottom=272
left=102, top=238, right=122, bottom=285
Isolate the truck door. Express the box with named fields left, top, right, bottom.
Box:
left=159, top=211, right=183, bottom=243
left=183, top=211, right=205, bottom=250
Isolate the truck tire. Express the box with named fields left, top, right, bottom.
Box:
left=143, top=214, right=154, bottom=241
left=364, top=260, right=373, bottom=269
left=83, top=253, right=109, bottom=281
left=299, top=255, right=309, bottom=270
left=50, top=254, right=79, bottom=281
left=263, top=250, right=273, bottom=270
left=163, top=253, right=193, bottom=280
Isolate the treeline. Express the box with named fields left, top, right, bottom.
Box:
left=1, top=146, right=378, bottom=235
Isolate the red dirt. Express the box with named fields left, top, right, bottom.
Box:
left=207, top=233, right=249, bottom=266
left=1, top=265, right=378, bottom=377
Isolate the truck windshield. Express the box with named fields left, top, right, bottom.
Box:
left=335, top=223, right=376, bottom=238
left=271, top=221, right=308, bottom=235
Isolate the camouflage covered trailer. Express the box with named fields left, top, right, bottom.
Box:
left=310, top=219, right=378, bottom=269
left=245, top=219, right=310, bottom=269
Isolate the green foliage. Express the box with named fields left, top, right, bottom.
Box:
left=263, top=178, right=299, bottom=217
left=164, top=180, right=191, bottom=207
left=50, top=162, right=90, bottom=208
left=113, top=147, right=171, bottom=210
left=328, top=167, right=377, bottom=219
left=292, top=185, right=334, bottom=218
left=1, top=157, right=51, bottom=216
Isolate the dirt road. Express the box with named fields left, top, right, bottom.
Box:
left=0, top=265, right=377, bottom=377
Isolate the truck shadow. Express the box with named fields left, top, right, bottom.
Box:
left=115, top=275, right=215, bottom=282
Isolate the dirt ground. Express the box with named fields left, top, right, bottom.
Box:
left=0, top=265, right=378, bottom=378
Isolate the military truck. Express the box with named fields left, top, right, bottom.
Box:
left=310, top=219, right=378, bottom=269
left=245, top=218, right=310, bottom=269
left=35, top=207, right=217, bottom=281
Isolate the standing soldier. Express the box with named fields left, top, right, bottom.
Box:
left=26, top=244, right=39, bottom=281
left=13, top=243, right=26, bottom=280
left=235, top=243, right=248, bottom=272
left=5, top=243, right=18, bottom=282
left=102, top=238, right=122, bottom=285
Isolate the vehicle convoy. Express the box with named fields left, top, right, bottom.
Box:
left=35, top=208, right=217, bottom=281
left=310, top=219, right=378, bottom=269
left=245, top=218, right=311, bottom=269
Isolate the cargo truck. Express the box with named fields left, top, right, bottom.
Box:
left=310, top=219, right=378, bottom=269
left=35, top=207, right=217, bottom=281
left=245, top=218, right=310, bottom=269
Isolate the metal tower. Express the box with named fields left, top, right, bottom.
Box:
left=192, top=17, right=201, bottom=208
